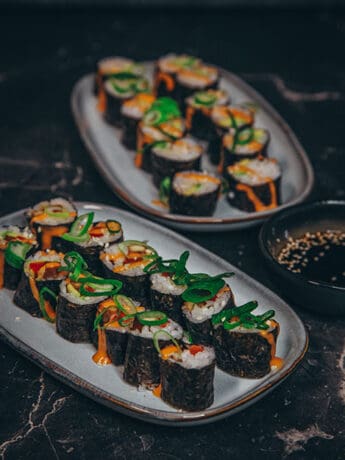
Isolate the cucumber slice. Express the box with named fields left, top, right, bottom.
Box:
left=143, top=109, right=163, bottom=126
left=194, top=92, right=217, bottom=106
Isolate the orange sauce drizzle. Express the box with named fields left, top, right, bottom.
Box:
left=160, top=344, right=179, bottom=360
left=236, top=181, right=277, bottom=212
left=155, top=71, right=175, bottom=92
left=185, top=106, right=195, bottom=130
left=40, top=225, right=70, bottom=250
left=151, top=199, right=169, bottom=209
left=29, top=276, right=40, bottom=302
left=0, top=251, right=4, bottom=289
left=43, top=299, right=57, bottom=321
left=92, top=327, right=112, bottom=366
left=152, top=384, right=162, bottom=398
left=260, top=321, right=283, bottom=370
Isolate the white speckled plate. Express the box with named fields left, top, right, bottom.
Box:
left=0, top=203, right=308, bottom=426
left=71, top=63, right=314, bottom=231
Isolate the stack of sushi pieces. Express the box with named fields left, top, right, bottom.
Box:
left=1, top=197, right=283, bottom=412
left=94, top=53, right=283, bottom=215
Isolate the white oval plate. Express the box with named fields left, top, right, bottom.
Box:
left=0, top=203, right=308, bottom=426
left=71, top=64, right=314, bottom=231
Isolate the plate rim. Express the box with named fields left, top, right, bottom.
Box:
left=0, top=202, right=309, bottom=426
left=70, top=66, right=314, bottom=228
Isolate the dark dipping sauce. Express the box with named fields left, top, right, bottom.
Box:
left=277, top=230, right=345, bottom=287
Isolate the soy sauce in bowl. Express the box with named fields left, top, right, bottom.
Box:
left=277, top=230, right=345, bottom=287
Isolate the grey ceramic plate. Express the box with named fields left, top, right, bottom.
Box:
left=71, top=64, right=314, bottom=232
left=0, top=203, right=308, bottom=426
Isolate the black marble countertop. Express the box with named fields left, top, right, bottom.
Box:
left=0, top=8, right=345, bottom=460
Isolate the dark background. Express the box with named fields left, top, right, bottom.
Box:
left=0, top=5, right=345, bottom=460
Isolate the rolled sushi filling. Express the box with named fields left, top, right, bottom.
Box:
left=177, top=64, right=219, bottom=89
left=172, top=171, right=221, bottom=197
left=14, top=250, right=67, bottom=320
left=121, top=93, right=156, bottom=120
left=62, top=217, right=123, bottom=248
left=186, top=89, right=229, bottom=124
left=0, top=226, right=36, bottom=289
left=227, top=158, right=281, bottom=212
left=182, top=284, right=233, bottom=324
left=222, top=128, right=270, bottom=156
left=211, top=105, right=254, bottom=131
left=27, top=198, right=77, bottom=250
left=101, top=240, right=157, bottom=277
left=104, top=75, right=150, bottom=101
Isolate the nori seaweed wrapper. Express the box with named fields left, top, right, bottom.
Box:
left=3, top=262, right=23, bottom=291
left=150, top=289, right=185, bottom=326
left=151, top=151, right=201, bottom=189
left=170, top=186, right=220, bottom=217
left=213, top=322, right=279, bottom=378
left=208, top=131, right=224, bottom=165
left=186, top=107, right=217, bottom=141
left=153, top=66, right=178, bottom=99
left=91, top=326, right=128, bottom=366
left=101, top=265, right=150, bottom=307
left=121, top=115, right=139, bottom=150
left=160, top=358, right=215, bottom=411
left=183, top=290, right=235, bottom=345
left=104, top=89, right=130, bottom=126
left=13, top=274, right=61, bottom=317
left=56, top=295, right=98, bottom=343
left=226, top=175, right=281, bottom=213
left=123, top=333, right=161, bottom=387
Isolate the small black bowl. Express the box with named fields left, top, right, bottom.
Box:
left=259, top=200, right=345, bottom=316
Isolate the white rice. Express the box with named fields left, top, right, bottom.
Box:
left=152, top=138, right=202, bottom=162
left=27, top=198, right=76, bottom=226
left=59, top=280, right=107, bottom=306
left=170, top=346, right=215, bottom=369
left=172, top=171, right=220, bottom=196
left=0, top=225, right=34, bottom=241
left=129, top=319, right=183, bottom=339
left=182, top=286, right=232, bottom=324
left=150, top=273, right=186, bottom=295
left=24, top=250, right=65, bottom=279
left=228, top=158, right=281, bottom=186
left=157, top=54, right=200, bottom=74
left=141, top=125, right=169, bottom=141
left=211, top=105, right=253, bottom=128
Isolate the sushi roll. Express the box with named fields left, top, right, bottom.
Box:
left=151, top=137, right=203, bottom=188
left=92, top=295, right=144, bottom=366
left=212, top=301, right=283, bottom=378
left=26, top=198, right=77, bottom=250
left=120, top=93, right=156, bottom=150
left=175, top=64, right=219, bottom=111
left=182, top=281, right=235, bottom=345
left=57, top=212, right=123, bottom=275
left=13, top=250, right=67, bottom=319
left=185, top=89, right=229, bottom=140
left=226, top=158, right=281, bottom=213
left=209, top=105, right=255, bottom=164
left=123, top=311, right=183, bottom=387
left=220, top=127, right=270, bottom=172
left=103, top=75, right=150, bottom=126
left=169, top=171, right=221, bottom=217
left=135, top=97, right=185, bottom=171
left=95, top=56, right=144, bottom=108
left=100, top=240, right=158, bottom=306
left=147, top=251, right=190, bottom=326
left=156, top=337, right=216, bottom=411
left=154, top=53, right=200, bottom=98
left=0, top=226, right=36, bottom=290
left=56, top=275, right=122, bottom=343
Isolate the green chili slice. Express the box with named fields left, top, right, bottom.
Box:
left=79, top=277, right=122, bottom=297
left=106, top=220, right=122, bottom=234
left=153, top=330, right=182, bottom=356
left=113, top=294, right=137, bottom=316
left=137, top=310, right=168, bottom=326
left=159, top=176, right=171, bottom=205
left=62, top=212, right=94, bottom=243
left=39, top=287, right=57, bottom=323
left=5, top=242, right=32, bottom=270
left=119, top=314, right=136, bottom=328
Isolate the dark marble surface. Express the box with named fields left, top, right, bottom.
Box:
left=0, top=8, right=345, bottom=460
